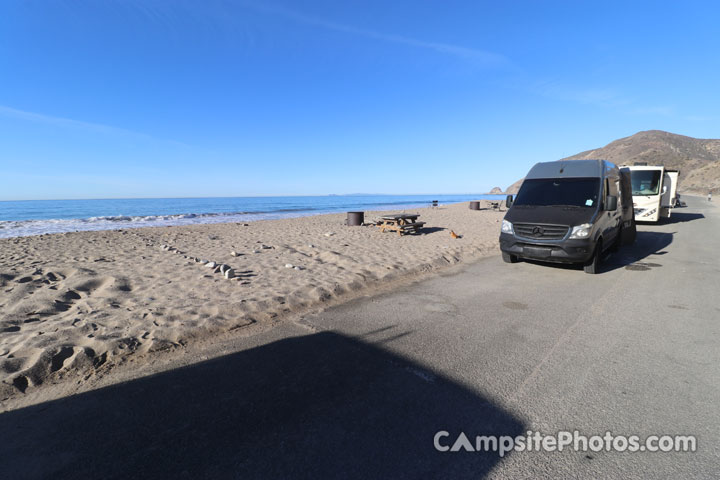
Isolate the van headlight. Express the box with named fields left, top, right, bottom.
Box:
left=501, top=220, right=514, bottom=234
left=569, top=223, right=592, bottom=239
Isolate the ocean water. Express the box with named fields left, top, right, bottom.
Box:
left=0, top=194, right=505, bottom=238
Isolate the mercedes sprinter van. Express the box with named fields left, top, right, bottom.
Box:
left=500, top=160, right=635, bottom=274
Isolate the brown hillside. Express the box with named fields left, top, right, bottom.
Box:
left=507, top=130, right=720, bottom=194
left=505, top=178, right=524, bottom=194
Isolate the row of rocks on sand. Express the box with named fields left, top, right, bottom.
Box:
left=161, top=242, right=311, bottom=278
left=160, top=244, right=236, bottom=279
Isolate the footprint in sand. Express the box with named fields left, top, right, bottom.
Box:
left=45, top=272, right=60, bottom=282
left=50, top=346, right=76, bottom=373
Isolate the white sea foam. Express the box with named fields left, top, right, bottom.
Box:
left=0, top=211, right=315, bottom=238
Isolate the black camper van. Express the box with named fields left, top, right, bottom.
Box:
left=500, top=159, right=635, bottom=274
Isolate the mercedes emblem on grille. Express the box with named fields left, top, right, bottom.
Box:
left=532, top=226, right=544, bottom=236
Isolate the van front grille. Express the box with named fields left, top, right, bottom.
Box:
left=514, top=223, right=569, bottom=240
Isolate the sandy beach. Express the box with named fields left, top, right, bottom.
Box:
left=0, top=202, right=504, bottom=405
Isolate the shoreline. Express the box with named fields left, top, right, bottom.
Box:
left=1, top=201, right=505, bottom=409
left=0, top=194, right=506, bottom=239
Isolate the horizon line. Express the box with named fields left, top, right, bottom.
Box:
left=0, top=192, right=508, bottom=202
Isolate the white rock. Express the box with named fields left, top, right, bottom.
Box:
left=324, top=232, right=335, bottom=237
left=219, top=264, right=230, bottom=274
left=224, top=269, right=235, bottom=279
left=205, top=261, right=217, bottom=268
left=252, top=250, right=261, bottom=254
left=285, top=263, right=294, bottom=268
left=308, top=244, right=315, bottom=248
left=230, top=251, right=238, bottom=257
left=294, top=266, right=304, bottom=270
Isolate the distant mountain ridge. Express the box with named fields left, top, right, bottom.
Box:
left=506, top=130, right=720, bottom=194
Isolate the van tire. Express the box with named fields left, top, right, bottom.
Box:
left=611, top=227, right=622, bottom=253
left=622, top=221, right=637, bottom=246
left=502, top=252, right=518, bottom=264
left=584, top=240, right=602, bottom=274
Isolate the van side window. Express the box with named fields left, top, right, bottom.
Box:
left=604, top=178, right=619, bottom=210
left=608, top=178, right=618, bottom=196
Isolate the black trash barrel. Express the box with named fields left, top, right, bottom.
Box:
left=347, top=211, right=364, bottom=226
left=469, top=201, right=480, bottom=210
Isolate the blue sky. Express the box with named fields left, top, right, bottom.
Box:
left=1, top=0, right=719, bottom=200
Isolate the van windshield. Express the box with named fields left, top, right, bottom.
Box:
left=514, top=178, right=600, bottom=207
left=631, top=170, right=662, bottom=195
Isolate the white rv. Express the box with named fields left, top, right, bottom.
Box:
left=624, top=165, right=679, bottom=222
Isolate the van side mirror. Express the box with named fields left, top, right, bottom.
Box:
left=605, top=195, right=618, bottom=211
left=506, top=195, right=514, bottom=208
left=662, top=185, right=668, bottom=195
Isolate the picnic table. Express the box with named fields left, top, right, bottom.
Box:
left=377, top=214, right=426, bottom=236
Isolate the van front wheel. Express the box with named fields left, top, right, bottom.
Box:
left=584, top=240, right=602, bottom=274
left=502, top=252, right=518, bottom=264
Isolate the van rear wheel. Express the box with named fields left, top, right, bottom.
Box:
left=584, top=240, right=602, bottom=274
left=611, top=227, right=622, bottom=253
left=622, top=221, right=637, bottom=246
left=502, top=252, right=518, bottom=263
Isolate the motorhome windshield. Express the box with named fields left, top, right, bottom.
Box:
left=514, top=178, right=600, bottom=207
left=631, top=170, right=662, bottom=195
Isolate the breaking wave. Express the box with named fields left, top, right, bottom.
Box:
left=0, top=210, right=318, bottom=238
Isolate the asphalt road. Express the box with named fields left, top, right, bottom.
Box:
left=303, top=195, right=720, bottom=478
left=2, top=197, right=718, bottom=479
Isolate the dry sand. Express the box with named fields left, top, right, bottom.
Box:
left=0, top=202, right=504, bottom=404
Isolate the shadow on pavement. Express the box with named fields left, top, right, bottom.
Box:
left=602, top=231, right=675, bottom=272
left=0, top=331, right=525, bottom=479
left=657, top=212, right=705, bottom=224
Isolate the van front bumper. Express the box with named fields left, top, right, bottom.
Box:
left=499, top=233, right=596, bottom=264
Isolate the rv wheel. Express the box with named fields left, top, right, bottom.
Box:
left=584, top=240, right=602, bottom=274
